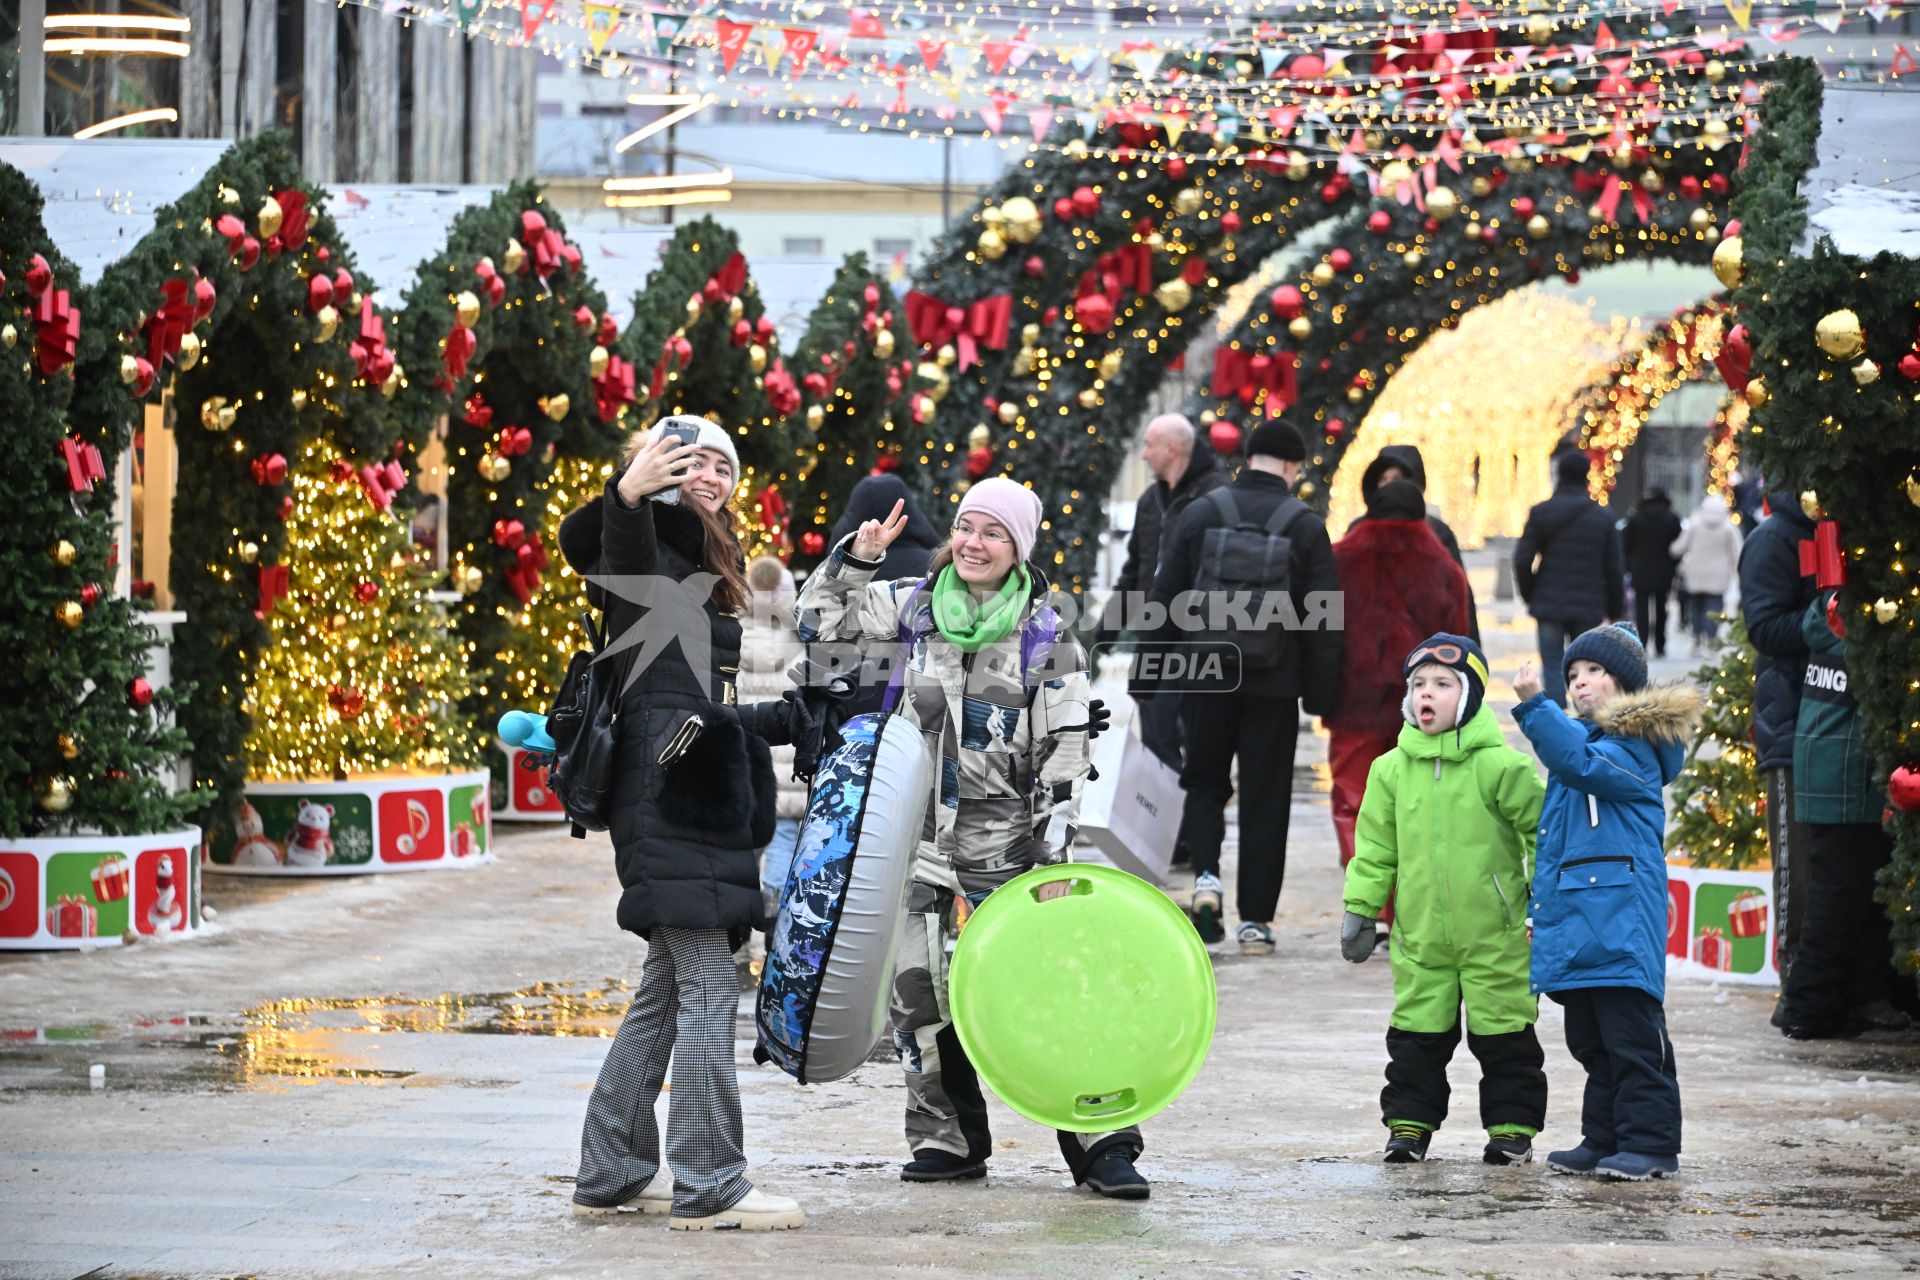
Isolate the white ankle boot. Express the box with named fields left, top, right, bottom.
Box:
left=668, top=1185, right=805, bottom=1232
left=571, top=1172, right=673, bottom=1217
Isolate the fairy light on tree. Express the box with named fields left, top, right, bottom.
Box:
left=1667, top=618, right=1768, bottom=870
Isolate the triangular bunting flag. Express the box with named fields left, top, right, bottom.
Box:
left=1814, top=12, right=1845, bottom=33
left=715, top=19, right=753, bottom=73
left=455, top=0, right=483, bottom=30
left=782, top=27, right=819, bottom=73
left=1029, top=104, right=1056, bottom=141
left=1893, top=44, right=1920, bottom=77
left=1129, top=48, right=1165, bottom=78
left=1594, top=21, right=1618, bottom=50
left=984, top=40, right=1014, bottom=74
left=520, top=0, right=555, bottom=42
left=1165, top=118, right=1185, bottom=148
left=1260, top=46, right=1286, bottom=77
left=649, top=11, right=684, bottom=57
left=849, top=9, right=885, bottom=39
left=758, top=24, right=787, bottom=71
left=1069, top=47, right=1098, bottom=73
left=1010, top=40, right=1038, bottom=70
left=1269, top=105, right=1301, bottom=137
left=1868, top=4, right=1893, bottom=20
left=917, top=36, right=945, bottom=72
left=585, top=2, right=620, bottom=55
left=1726, top=0, right=1754, bottom=30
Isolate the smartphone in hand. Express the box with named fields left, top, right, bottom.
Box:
left=655, top=419, right=701, bottom=505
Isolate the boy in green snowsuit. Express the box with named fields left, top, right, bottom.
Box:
left=1341, top=634, right=1548, bottom=1164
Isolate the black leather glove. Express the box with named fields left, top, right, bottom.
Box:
left=1087, top=697, right=1112, bottom=740
left=737, top=690, right=814, bottom=750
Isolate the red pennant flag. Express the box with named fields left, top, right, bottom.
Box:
left=520, top=0, right=555, bottom=41
left=1893, top=44, right=1919, bottom=78
left=1594, top=21, right=1618, bottom=50
left=983, top=40, right=1014, bottom=74
left=781, top=26, right=819, bottom=72
left=849, top=10, right=885, bottom=39
left=916, top=36, right=946, bottom=72
left=716, top=19, right=752, bottom=73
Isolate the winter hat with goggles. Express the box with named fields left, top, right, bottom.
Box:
left=1401, top=633, right=1491, bottom=728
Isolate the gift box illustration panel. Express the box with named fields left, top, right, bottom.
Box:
left=448, top=782, right=491, bottom=859
left=1666, top=864, right=1779, bottom=984
left=46, top=852, right=131, bottom=938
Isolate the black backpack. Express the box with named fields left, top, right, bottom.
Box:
left=1192, top=488, right=1311, bottom=671
left=544, top=611, right=627, bottom=834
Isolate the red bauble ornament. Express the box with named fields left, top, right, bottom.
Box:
left=1073, top=293, right=1115, bottom=333
left=129, top=677, right=153, bottom=707
left=316, top=247, right=331, bottom=263
left=1043, top=306, right=1061, bottom=326
left=965, top=446, right=994, bottom=478
left=702, top=278, right=725, bottom=304
left=1482, top=224, right=1500, bottom=245
left=1889, top=764, right=1920, bottom=813
left=1053, top=196, right=1076, bottom=221
left=1166, top=156, right=1187, bottom=180
left=1707, top=173, right=1730, bottom=195
left=1326, top=418, right=1347, bottom=437
left=1024, top=254, right=1046, bottom=277
left=1182, top=257, right=1208, bottom=286
left=307, top=273, right=334, bottom=312
left=251, top=453, right=288, bottom=487
left=1221, top=211, right=1242, bottom=234
left=354, top=580, right=380, bottom=603
left=1319, top=182, right=1343, bottom=205
left=81, top=583, right=101, bottom=608
left=334, top=268, right=354, bottom=298
left=799, top=531, right=827, bottom=557
left=1071, top=186, right=1101, bottom=219
left=731, top=318, right=753, bottom=347
left=1270, top=285, right=1305, bottom=319
left=1329, top=248, right=1353, bottom=272
left=1208, top=420, right=1243, bottom=454
left=1512, top=196, right=1536, bottom=219
left=193, top=277, right=217, bottom=320
left=492, top=518, right=527, bottom=549
left=1826, top=593, right=1847, bottom=639
left=1563, top=270, right=1582, bottom=285
left=237, top=236, right=261, bottom=271
left=1898, top=352, right=1920, bottom=382
left=25, top=253, right=52, bottom=296
left=498, top=426, right=533, bottom=457
left=1679, top=176, right=1702, bottom=199
left=756, top=316, right=776, bottom=341
left=862, top=284, right=880, bottom=307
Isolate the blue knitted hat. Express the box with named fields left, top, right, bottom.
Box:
left=1563, top=621, right=1648, bottom=693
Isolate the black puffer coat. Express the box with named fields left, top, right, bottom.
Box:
left=1105, top=443, right=1228, bottom=638
left=1513, top=451, right=1626, bottom=626
left=1347, top=444, right=1479, bottom=642
left=1739, top=487, right=1818, bottom=770
left=1621, top=493, right=1683, bottom=595
left=558, top=483, right=777, bottom=941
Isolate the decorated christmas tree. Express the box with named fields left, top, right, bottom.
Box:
left=1666, top=619, right=1768, bottom=870
left=1, top=163, right=195, bottom=838
left=243, top=454, right=473, bottom=782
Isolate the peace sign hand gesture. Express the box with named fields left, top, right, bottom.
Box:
left=851, top=498, right=910, bottom=562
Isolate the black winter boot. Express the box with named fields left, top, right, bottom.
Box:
left=901, top=1149, right=987, bottom=1182
left=1083, top=1150, right=1150, bottom=1200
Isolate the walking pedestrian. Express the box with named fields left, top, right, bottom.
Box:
left=1621, top=489, right=1682, bottom=658
left=560, top=417, right=810, bottom=1231
left=1341, top=634, right=1548, bottom=1165
left=1669, top=494, right=1744, bottom=652
left=1326, top=478, right=1472, bottom=935
left=1512, top=623, right=1700, bottom=1181
left=1147, top=422, right=1342, bottom=953
left=1513, top=451, right=1626, bottom=705
left=795, top=477, right=1146, bottom=1199
left=1347, top=444, right=1479, bottom=642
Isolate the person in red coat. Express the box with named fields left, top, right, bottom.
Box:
left=1326, top=479, right=1473, bottom=936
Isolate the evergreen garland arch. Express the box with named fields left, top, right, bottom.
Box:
left=388, top=183, right=629, bottom=750
left=1729, top=58, right=1920, bottom=984
left=70, top=133, right=401, bottom=819
left=1, top=162, right=194, bottom=837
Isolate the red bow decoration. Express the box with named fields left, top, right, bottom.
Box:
left=251, top=453, right=289, bottom=487
left=764, top=359, right=802, bottom=416
left=443, top=323, right=478, bottom=381
left=594, top=354, right=636, bottom=423
left=1094, top=243, right=1155, bottom=297
left=34, top=287, right=81, bottom=375
left=498, top=425, right=534, bottom=457
left=1211, top=347, right=1299, bottom=413
left=60, top=435, right=106, bottom=493
left=709, top=252, right=749, bottom=300
left=1799, top=522, right=1847, bottom=590
left=257, top=563, right=290, bottom=617
left=755, top=484, right=789, bottom=534
left=504, top=532, right=552, bottom=603
left=476, top=257, right=507, bottom=308
left=492, top=518, right=527, bottom=549
left=357, top=459, right=407, bottom=511
left=520, top=210, right=565, bottom=278
left=1574, top=169, right=1657, bottom=225
left=1713, top=322, right=1752, bottom=392
left=598, top=313, right=620, bottom=347
left=275, top=189, right=311, bottom=250
left=143, top=278, right=197, bottom=370
left=903, top=291, right=1012, bottom=369
left=463, top=394, right=493, bottom=427
left=350, top=307, right=394, bottom=386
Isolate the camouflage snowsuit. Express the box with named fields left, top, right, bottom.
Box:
left=795, top=541, right=1143, bottom=1173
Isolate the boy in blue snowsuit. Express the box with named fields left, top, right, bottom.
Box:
left=1512, top=622, right=1700, bottom=1180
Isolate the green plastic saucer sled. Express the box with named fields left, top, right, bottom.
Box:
left=949, top=862, right=1216, bottom=1132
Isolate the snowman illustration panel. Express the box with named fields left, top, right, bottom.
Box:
left=134, top=848, right=191, bottom=935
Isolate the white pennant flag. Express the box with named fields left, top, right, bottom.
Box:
left=1814, top=12, right=1845, bottom=33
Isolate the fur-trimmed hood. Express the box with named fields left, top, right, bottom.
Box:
left=1591, top=683, right=1702, bottom=745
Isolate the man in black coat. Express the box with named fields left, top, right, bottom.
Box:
left=1149, top=421, right=1342, bottom=954
left=1739, top=485, right=1818, bottom=984
left=1103, top=413, right=1227, bottom=767
left=1347, top=444, right=1480, bottom=642
left=1512, top=450, right=1626, bottom=704
left=1621, top=488, right=1683, bottom=657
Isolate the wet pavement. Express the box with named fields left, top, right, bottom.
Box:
left=3, top=559, right=1918, bottom=1278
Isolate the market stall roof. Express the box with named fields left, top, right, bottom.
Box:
left=1799, top=85, right=1920, bottom=259
left=0, top=137, right=232, bottom=282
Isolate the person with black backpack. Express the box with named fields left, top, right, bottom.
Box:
left=556, top=417, right=811, bottom=1232
left=1147, top=421, right=1343, bottom=954
left=1512, top=450, right=1626, bottom=706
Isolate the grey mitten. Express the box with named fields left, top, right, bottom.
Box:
left=1340, top=911, right=1377, bottom=964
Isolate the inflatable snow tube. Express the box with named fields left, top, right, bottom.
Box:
left=756, top=712, right=930, bottom=1084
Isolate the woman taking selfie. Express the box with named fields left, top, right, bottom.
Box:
left=558, top=415, right=807, bottom=1231
left=794, top=477, right=1145, bottom=1199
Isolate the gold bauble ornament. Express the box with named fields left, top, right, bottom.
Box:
left=1711, top=236, right=1745, bottom=288
left=1288, top=316, right=1313, bottom=341
left=381, top=364, right=403, bottom=398
left=1906, top=475, right=1920, bottom=508
left=455, top=290, right=482, bottom=328
left=1688, top=208, right=1713, bottom=232
left=1379, top=160, right=1415, bottom=190
left=1640, top=170, right=1664, bottom=195
left=1814, top=309, right=1865, bottom=360
left=1002, top=196, right=1042, bottom=242
left=1348, top=386, right=1366, bottom=403
left=1526, top=214, right=1551, bottom=240
left=1525, top=14, right=1554, bottom=43
left=806, top=404, right=825, bottom=430
left=1065, top=138, right=1090, bottom=161
left=918, top=361, right=950, bottom=400
left=968, top=424, right=992, bottom=449
left=1611, top=146, right=1634, bottom=171
left=56, top=601, right=84, bottom=629
left=686, top=294, right=703, bottom=322
left=1426, top=186, right=1460, bottom=221
left=315, top=305, right=340, bottom=342
left=1874, top=598, right=1900, bottom=624
left=1508, top=155, right=1534, bottom=175
left=981, top=203, right=1007, bottom=229
left=1154, top=277, right=1193, bottom=312
left=749, top=342, right=769, bottom=373
left=1470, top=175, right=1493, bottom=198
left=977, top=227, right=1008, bottom=260
left=1098, top=350, right=1124, bottom=380
left=218, top=184, right=241, bottom=206
left=1745, top=379, right=1769, bottom=409
left=1402, top=249, right=1424, bottom=268
left=480, top=454, right=511, bottom=483
left=727, top=295, right=745, bottom=324
left=937, top=343, right=958, bottom=368
left=1703, top=118, right=1730, bottom=150
left=504, top=238, right=527, bottom=274
left=997, top=401, right=1020, bottom=425
left=57, top=733, right=79, bottom=761
left=240, top=541, right=260, bottom=564
left=1020, top=323, right=1042, bottom=346
left=177, top=331, right=202, bottom=371
left=200, top=397, right=231, bottom=432
left=119, top=355, right=141, bottom=385
left=347, top=290, right=365, bottom=316
left=1706, top=59, right=1727, bottom=84
left=1011, top=349, right=1035, bottom=377
left=52, top=540, right=77, bottom=567
left=1589, top=203, right=1608, bottom=223
left=218, top=405, right=237, bottom=430
left=589, top=345, right=611, bottom=379
left=543, top=393, right=571, bottom=421
left=40, top=776, right=74, bottom=813
left=1295, top=481, right=1317, bottom=501
left=1853, top=358, right=1881, bottom=386
left=1076, top=387, right=1101, bottom=410
left=455, top=565, right=484, bottom=595
left=1287, top=151, right=1311, bottom=182
left=1310, top=262, right=1336, bottom=287
left=291, top=389, right=309, bottom=411
left=0, top=323, right=15, bottom=349
left=258, top=195, right=284, bottom=237
left=1172, top=188, right=1202, bottom=217
left=1799, top=489, right=1825, bottom=521
left=872, top=328, right=894, bottom=359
